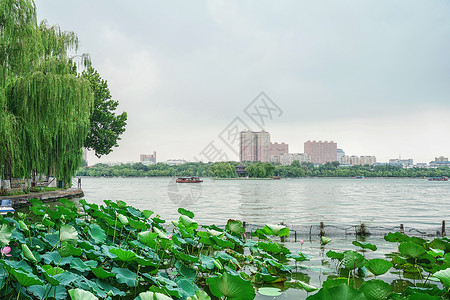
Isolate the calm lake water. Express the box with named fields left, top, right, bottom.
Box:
left=79, top=177, right=449, bottom=230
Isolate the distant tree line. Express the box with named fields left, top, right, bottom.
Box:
left=77, top=161, right=450, bottom=178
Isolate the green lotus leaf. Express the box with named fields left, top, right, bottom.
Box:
left=258, top=287, right=282, bottom=296
left=28, top=284, right=67, bottom=300
left=178, top=208, right=195, bottom=218
left=384, top=232, right=409, bottom=243
left=307, top=284, right=368, bottom=300
left=321, top=236, right=332, bottom=245
left=207, top=272, right=255, bottom=300
left=42, top=265, right=64, bottom=276
left=322, top=277, right=354, bottom=289
left=0, top=224, right=12, bottom=246
left=287, top=252, right=311, bottom=261
left=326, top=250, right=344, bottom=260
left=118, top=214, right=129, bottom=225
left=129, top=218, right=148, bottom=230
left=263, top=224, right=289, bottom=237
left=112, top=267, right=137, bottom=287
left=353, top=241, right=377, bottom=251
left=207, top=229, right=224, bottom=237
left=211, top=236, right=235, bottom=249
left=200, top=254, right=216, bottom=270
left=18, top=220, right=28, bottom=231
left=298, top=280, right=318, bottom=292
left=60, top=241, right=82, bottom=257
left=90, top=267, right=116, bottom=279
left=433, top=267, right=450, bottom=286
left=154, top=227, right=169, bottom=239
left=342, top=250, right=366, bottom=270
left=21, top=244, right=37, bottom=262
left=359, top=279, right=392, bottom=300
left=109, top=248, right=137, bottom=262
left=70, top=257, right=97, bottom=272
left=46, top=208, right=63, bottom=220
left=68, top=288, right=98, bottom=300
left=176, top=278, right=197, bottom=297
left=29, top=206, right=45, bottom=216
left=30, top=198, right=45, bottom=208
left=226, top=220, right=245, bottom=235
left=399, top=242, right=426, bottom=259
left=8, top=268, right=43, bottom=287
left=89, top=223, right=106, bottom=243
left=138, top=231, right=159, bottom=246
left=428, top=248, right=445, bottom=258
left=179, top=215, right=198, bottom=230
left=138, top=291, right=173, bottom=300
left=53, top=271, right=81, bottom=286
left=59, top=198, right=76, bottom=210
left=143, top=210, right=154, bottom=219
left=59, top=224, right=78, bottom=245
left=187, top=290, right=211, bottom=300
left=366, top=258, right=393, bottom=276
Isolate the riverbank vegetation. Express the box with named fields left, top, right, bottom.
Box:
left=77, top=161, right=450, bottom=179
left=1, top=199, right=450, bottom=299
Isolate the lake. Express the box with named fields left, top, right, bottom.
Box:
left=79, top=177, right=449, bottom=231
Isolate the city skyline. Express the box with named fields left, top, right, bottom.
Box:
left=34, top=1, right=450, bottom=165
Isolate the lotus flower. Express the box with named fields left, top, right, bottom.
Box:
left=168, top=233, right=173, bottom=240
left=1, top=246, right=11, bottom=257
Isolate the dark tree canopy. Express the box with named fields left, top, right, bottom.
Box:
left=81, top=67, right=127, bottom=158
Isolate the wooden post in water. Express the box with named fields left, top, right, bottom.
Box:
left=359, top=223, right=366, bottom=236
left=400, top=224, right=404, bottom=234
left=319, top=222, right=325, bottom=236
left=442, top=220, right=446, bottom=237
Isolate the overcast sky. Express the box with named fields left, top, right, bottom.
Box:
left=35, top=0, right=450, bottom=164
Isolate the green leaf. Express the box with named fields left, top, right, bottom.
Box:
left=307, top=284, right=368, bottom=300
left=178, top=208, right=195, bottom=218
left=258, top=287, right=282, bottom=296
left=433, top=267, right=450, bottom=286
left=118, top=214, right=129, bottom=225
left=143, top=210, right=154, bottom=219
left=187, top=290, right=211, bottom=300
left=138, top=291, right=173, bottom=300
left=366, top=259, right=393, bottom=276
left=8, top=268, right=43, bottom=287
left=112, top=267, right=137, bottom=287
left=89, top=223, right=106, bottom=243
left=138, top=231, right=159, bottom=246
left=207, top=272, right=255, bottom=300
left=28, top=284, right=67, bottom=300
left=90, top=267, right=115, bottom=278
left=298, top=280, right=318, bottom=292
left=60, top=224, right=78, bottom=245
left=0, top=224, right=12, bottom=246
left=353, top=241, right=377, bottom=251
left=399, top=242, right=426, bottom=259
left=109, top=248, right=136, bottom=262
left=70, top=257, right=97, bottom=272
left=179, top=215, right=198, bottom=230
left=321, top=236, right=332, bottom=245
left=342, top=250, right=366, bottom=270
left=326, top=250, right=344, bottom=260
left=68, top=288, right=98, bottom=300
left=226, top=220, right=245, bottom=235
left=263, top=224, right=289, bottom=237
left=384, top=232, right=409, bottom=243
left=60, top=241, right=82, bottom=257
left=21, top=244, right=37, bottom=262
left=359, top=279, right=392, bottom=300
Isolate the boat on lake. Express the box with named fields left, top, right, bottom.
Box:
left=0, top=199, right=15, bottom=215
left=176, top=176, right=203, bottom=183
left=428, top=176, right=448, bottom=181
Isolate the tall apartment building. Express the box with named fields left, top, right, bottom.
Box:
left=304, top=140, right=337, bottom=164
left=279, top=153, right=311, bottom=165
left=269, top=142, right=288, bottom=156
left=337, top=149, right=345, bottom=164
left=140, top=151, right=156, bottom=165
left=435, top=156, right=448, bottom=162
left=240, top=130, right=270, bottom=162
left=360, top=156, right=376, bottom=165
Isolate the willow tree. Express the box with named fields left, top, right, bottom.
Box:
left=0, top=0, right=93, bottom=184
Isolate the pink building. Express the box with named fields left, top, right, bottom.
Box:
left=240, top=131, right=270, bottom=162
left=304, top=141, right=337, bottom=164
left=269, top=142, right=289, bottom=157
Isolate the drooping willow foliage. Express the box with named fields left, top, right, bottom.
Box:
left=0, top=0, right=93, bottom=183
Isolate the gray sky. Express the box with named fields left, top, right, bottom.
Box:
left=35, top=0, right=450, bottom=164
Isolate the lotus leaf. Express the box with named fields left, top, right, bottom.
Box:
left=366, top=259, right=393, bottom=276
left=433, top=267, right=450, bottom=286
left=187, top=290, right=211, bottom=300
left=28, top=284, right=67, bottom=300
left=226, top=220, right=245, bottom=235
left=60, top=241, right=82, bottom=257
left=138, top=291, right=173, bottom=300
left=326, top=250, right=344, bottom=260
left=118, top=213, right=129, bottom=225
left=263, top=224, right=290, bottom=237
left=359, top=279, right=392, bottom=300
left=178, top=208, right=195, bottom=218
left=60, top=224, right=78, bottom=245
left=384, top=232, right=410, bottom=243
left=307, top=284, right=368, bottom=299
left=399, top=242, right=426, bottom=259
left=207, top=272, right=255, bottom=300
left=180, top=215, right=198, bottom=230
left=89, top=223, right=106, bottom=243
left=298, top=280, right=318, bottom=292
left=8, top=268, right=43, bottom=287
left=109, top=248, right=137, bottom=262
left=112, top=267, right=137, bottom=287
left=342, top=250, right=365, bottom=270
left=21, top=244, right=37, bottom=262
left=68, top=288, right=98, bottom=300
left=258, top=287, right=283, bottom=296
left=0, top=224, right=12, bottom=246
left=352, top=241, right=377, bottom=251
left=321, top=236, right=332, bottom=245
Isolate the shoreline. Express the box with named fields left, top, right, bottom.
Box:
left=0, top=188, right=84, bottom=207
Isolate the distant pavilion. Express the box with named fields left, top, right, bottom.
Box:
left=236, top=163, right=248, bottom=178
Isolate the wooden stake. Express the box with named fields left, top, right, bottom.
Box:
left=320, top=222, right=325, bottom=236
left=400, top=224, right=404, bottom=234
left=442, top=220, right=446, bottom=237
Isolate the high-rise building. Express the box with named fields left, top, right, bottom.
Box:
left=435, top=156, right=448, bottom=162
left=360, top=156, right=376, bottom=165
left=304, top=140, right=337, bottom=164
left=270, top=142, right=288, bottom=157
left=337, top=149, right=345, bottom=164
left=240, top=130, right=270, bottom=162
left=279, top=153, right=311, bottom=165
left=140, top=151, right=156, bottom=165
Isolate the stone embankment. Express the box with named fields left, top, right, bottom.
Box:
left=0, top=188, right=84, bottom=208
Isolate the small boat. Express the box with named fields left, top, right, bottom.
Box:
left=272, top=176, right=281, bottom=180
left=428, top=176, right=448, bottom=181
left=0, top=199, right=15, bottom=215
left=355, top=176, right=365, bottom=179
left=176, top=176, right=203, bottom=183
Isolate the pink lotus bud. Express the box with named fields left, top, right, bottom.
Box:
left=1, top=246, right=11, bottom=257
left=168, top=233, right=173, bottom=240
left=300, top=239, right=305, bottom=245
